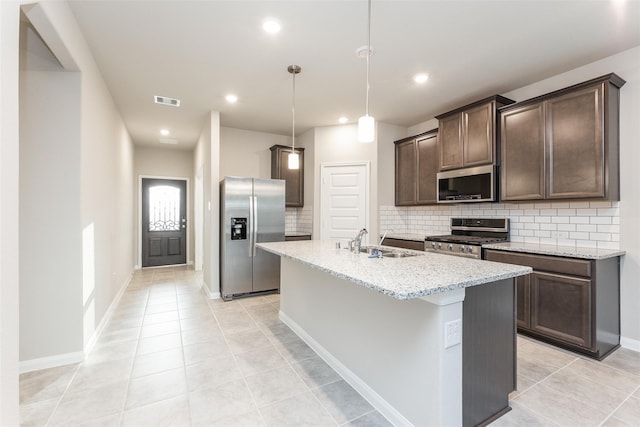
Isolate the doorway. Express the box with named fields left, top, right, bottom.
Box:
left=320, top=162, right=370, bottom=242
left=141, top=178, right=187, bottom=267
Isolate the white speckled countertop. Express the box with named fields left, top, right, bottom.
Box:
left=257, top=240, right=531, bottom=300
left=483, top=242, right=625, bottom=260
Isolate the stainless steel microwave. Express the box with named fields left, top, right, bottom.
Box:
left=437, top=165, right=496, bottom=203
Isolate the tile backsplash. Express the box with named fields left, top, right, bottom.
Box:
left=285, top=205, right=313, bottom=235
left=380, top=201, right=620, bottom=250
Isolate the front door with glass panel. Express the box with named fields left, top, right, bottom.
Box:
left=142, top=178, right=187, bottom=267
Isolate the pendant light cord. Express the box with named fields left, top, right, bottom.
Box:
left=292, top=70, right=296, bottom=152
left=365, top=0, right=371, bottom=117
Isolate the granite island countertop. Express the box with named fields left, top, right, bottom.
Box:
left=483, top=242, right=625, bottom=260
left=257, top=240, right=531, bottom=300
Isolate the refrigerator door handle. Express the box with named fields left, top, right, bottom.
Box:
left=253, top=195, right=258, bottom=256
left=248, top=196, right=254, bottom=257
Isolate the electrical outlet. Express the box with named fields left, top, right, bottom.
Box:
left=444, top=319, right=462, bottom=348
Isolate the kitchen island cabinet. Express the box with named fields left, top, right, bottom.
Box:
left=484, top=243, right=622, bottom=359
left=500, top=73, right=625, bottom=201
left=258, top=240, right=530, bottom=426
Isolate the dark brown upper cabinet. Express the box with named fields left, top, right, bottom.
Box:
left=436, top=95, right=514, bottom=171
left=394, top=129, right=438, bottom=206
left=500, top=73, right=625, bottom=202
left=270, top=144, right=304, bottom=207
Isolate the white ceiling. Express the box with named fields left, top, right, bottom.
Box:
left=66, top=0, right=640, bottom=150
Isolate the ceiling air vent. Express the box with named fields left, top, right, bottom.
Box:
left=154, top=95, right=180, bottom=107
left=159, top=138, right=178, bottom=145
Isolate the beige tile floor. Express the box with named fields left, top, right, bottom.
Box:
left=19, top=266, right=640, bottom=426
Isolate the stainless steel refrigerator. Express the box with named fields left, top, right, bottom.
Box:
left=220, top=177, right=285, bottom=300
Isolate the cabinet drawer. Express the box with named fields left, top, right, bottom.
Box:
left=484, top=250, right=591, bottom=278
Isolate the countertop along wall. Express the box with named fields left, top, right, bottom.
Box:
left=380, top=46, right=640, bottom=349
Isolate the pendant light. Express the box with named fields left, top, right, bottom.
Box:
left=287, top=65, right=301, bottom=169
left=358, top=0, right=375, bottom=143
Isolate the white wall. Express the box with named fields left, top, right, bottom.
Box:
left=19, top=68, right=84, bottom=362
left=18, top=1, right=136, bottom=369
left=134, top=146, right=194, bottom=266
left=310, top=122, right=406, bottom=242
left=387, top=47, right=640, bottom=348
left=311, top=124, right=379, bottom=241
left=219, top=126, right=291, bottom=179
left=193, top=112, right=221, bottom=298
left=0, top=1, right=21, bottom=423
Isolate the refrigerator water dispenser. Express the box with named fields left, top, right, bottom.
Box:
left=231, top=217, right=247, bottom=240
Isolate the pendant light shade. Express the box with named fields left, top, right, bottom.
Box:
left=358, top=115, right=375, bottom=143
left=287, top=152, right=300, bottom=169
left=287, top=65, right=301, bottom=169
left=358, top=0, right=375, bottom=143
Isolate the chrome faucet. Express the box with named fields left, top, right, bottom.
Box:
left=353, top=228, right=368, bottom=253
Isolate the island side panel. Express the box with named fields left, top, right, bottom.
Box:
left=279, top=257, right=464, bottom=427
left=462, top=279, right=516, bottom=426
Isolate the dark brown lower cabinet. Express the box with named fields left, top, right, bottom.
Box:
left=284, top=234, right=311, bottom=241
left=381, top=237, right=424, bottom=251
left=484, top=249, right=620, bottom=360
left=515, top=274, right=530, bottom=329
left=531, top=271, right=591, bottom=349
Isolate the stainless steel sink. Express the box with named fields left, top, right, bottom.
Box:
left=381, top=251, right=416, bottom=258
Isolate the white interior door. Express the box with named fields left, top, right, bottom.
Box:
left=320, top=163, right=369, bottom=243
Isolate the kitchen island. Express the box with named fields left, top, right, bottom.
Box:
left=257, top=240, right=531, bottom=427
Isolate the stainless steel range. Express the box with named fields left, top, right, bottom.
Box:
left=425, top=218, right=509, bottom=259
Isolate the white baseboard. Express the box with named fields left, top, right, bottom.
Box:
left=202, top=281, right=221, bottom=299
left=19, top=270, right=135, bottom=374
left=83, top=270, right=133, bottom=357
left=279, top=311, right=412, bottom=427
left=19, top=351, right=84, bottom=374
left=621, top=336, right=640, bottom=352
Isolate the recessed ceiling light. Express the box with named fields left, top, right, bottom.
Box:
left=160, top=129, right=170, bottom=136
left=225, top=94, right=238, bottom=103
left=262, top=19, right=281, bottom=34
left=154, top=95, right=180, bottom=107
left=338, top=117, right=348, bottom=124
left=413, top=73, right=429, bottom=84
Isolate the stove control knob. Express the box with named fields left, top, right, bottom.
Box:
left=459, top=246, right=465, bottom=252
left=430, top=242, right=437, bottom=249
left=447, top=244, right=453, bottom=251
left=466, top=246, right=473, bottom=253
